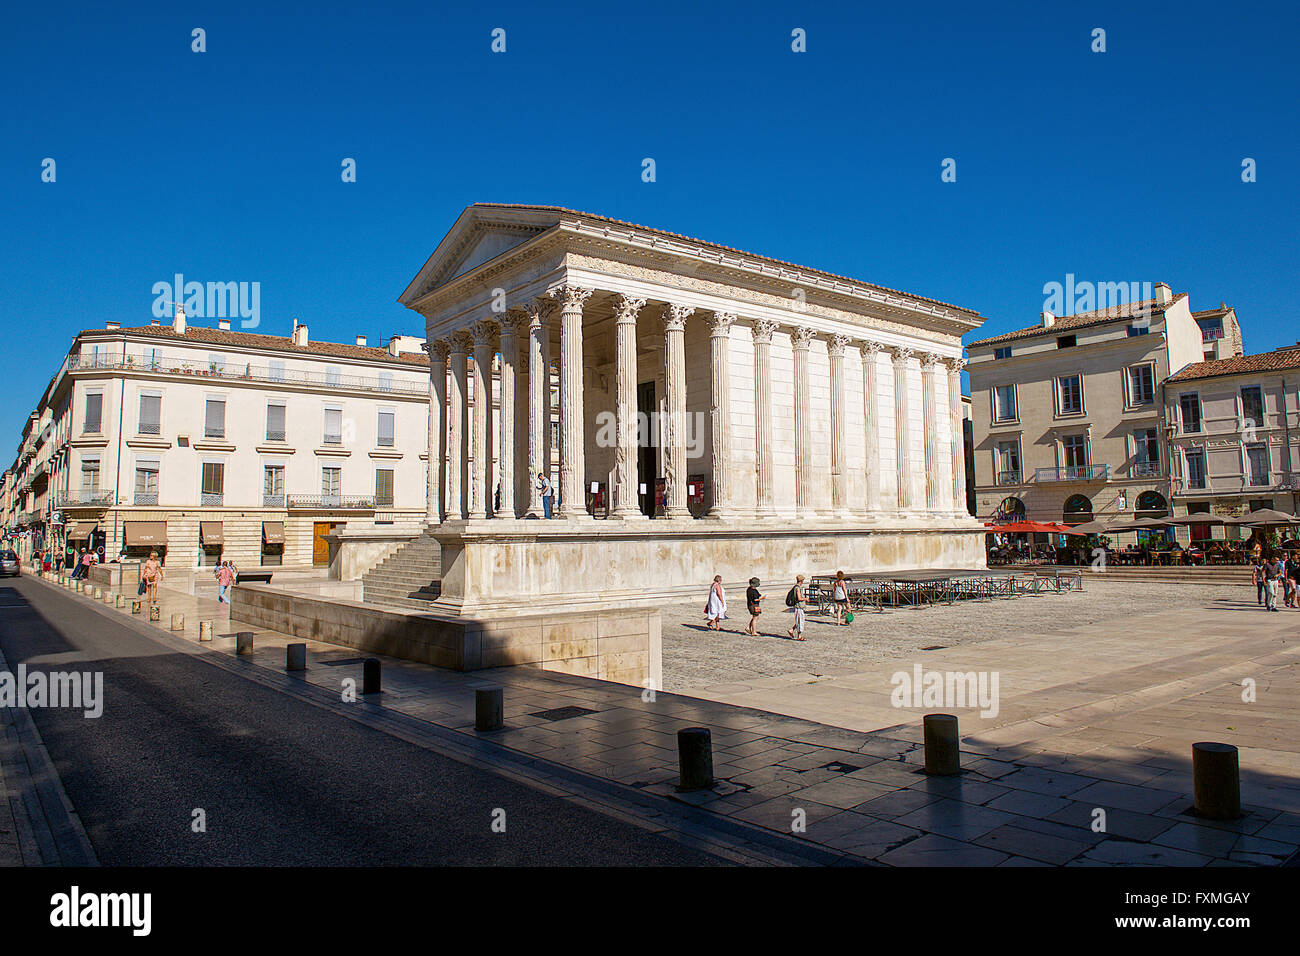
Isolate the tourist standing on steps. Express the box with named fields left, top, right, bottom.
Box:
left=786, top=574, right=807, bottom=641
left=705, top=574, right=727, bottom=630
left=537, top=472, right=554, bottom=519
left=142, top=551, right=164, bottom=606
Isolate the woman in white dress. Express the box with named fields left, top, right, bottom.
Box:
left=705, top=574, right=727, bottom=630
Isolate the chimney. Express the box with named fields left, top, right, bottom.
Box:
left=355, top=335, right=367, bottom=347
left=173, top=304, right=186, bottom=335
left=1153, top=282, right=1173, bottom=307
left=105, top=320, right=120, bottom=330
left=291, top=321, right=308, bottom=347
left=218, top=318, right=231, bottom=331
left=1220, top=302, right=1227, bottom=310
left=388, top=336, right=401, bottom=357
left=1040, top=310, right=1056, bottom=328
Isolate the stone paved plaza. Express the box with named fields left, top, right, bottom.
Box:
left=27, top=571, right=1300, bottom=866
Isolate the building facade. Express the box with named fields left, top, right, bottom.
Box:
left=1164, top=346, right=1300, bottom=523
left=4, top=313, right=432, bottom=570
left=966, top=284, right=1205, bottom=527
left=398, top=204, right=986, bottom=617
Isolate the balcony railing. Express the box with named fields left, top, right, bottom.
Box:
left=1131, top=461, right=1161, bottom=477
left=265, top=429, right=286, bottom=442
left=138, top=421, right=161, bottom=435
left=995, top=470, right=1022, bottom=486
left=1034, top=464, right=1111, bottom=482
left=1247, top=473, right=1271, bottom=488
left=57, top=490, right=114, bottom=506
left=287, top=495, right=379, bottom=509
left=134, top=493, right=159, bottom=506
left=263, top=494, right=286, bottom=507
left=69, top=352, right=426, bottom=396
left=200, top=493, right=224, bottom=506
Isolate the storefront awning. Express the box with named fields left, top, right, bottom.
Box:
left=262, top=521, right=285, bottom=544
left=124, top=521, right=168, bottom=547
left=66, top=521, right=97, bottom=540
left=200, top=521, right=224, bottom=545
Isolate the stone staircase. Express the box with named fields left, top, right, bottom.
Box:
left=361, top=533, right=442, bottom=610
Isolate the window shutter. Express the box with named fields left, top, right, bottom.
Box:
left=378, top=411, right=394, bottom=446
left=205, top=399, right=225, bottom=437
left=266, top=404, right=286, bottom=440
left=375, top=468, right=394, bottom=503
left=84, top=393, right=103, bottom=431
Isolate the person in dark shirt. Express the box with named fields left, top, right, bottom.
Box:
left=745, top=577, right=762, bottom=636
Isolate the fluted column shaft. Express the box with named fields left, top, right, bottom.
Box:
left=515, top=345, right=529, bottom=513
left=922, top=354, right=946, bottom=513
left=525, top=302, right=550, bottom=516
left=892, top=347, right=915, bottom=513
left=613, top=295, right=645, bottom=518
left=661, top=304, right=693, bottom=518
left=551, top=285, right=592, bottom=519
left=707, top=312, right=735, bottom=518
left=470, top=322, right=496, bottom=519
left=949, top=359, right=968, bottom=516
left=447, top=334, right=471, bottom=520
left=426, top=341, right=448, bottom=523
left=792, top=327, right=814, bottom=514
left=861, top=341, right=883, bottom=515
left=752, top=321, right=777, bottom=516
left=829, top=334, right=849, bottom=515
left=496, top=314, right=521, bottom=518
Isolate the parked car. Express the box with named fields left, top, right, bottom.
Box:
left=0, top=550, right=21, bottom=577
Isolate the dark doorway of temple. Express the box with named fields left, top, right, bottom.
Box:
left=637, top=381, right=657, bottom=517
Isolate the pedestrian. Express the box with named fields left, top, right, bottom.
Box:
left=745, top=577, right=762, bottom=636
left=215, top=560, right=237, bottom=605
left=537, top=472, right=554, bottom=519
left=142, top=550, right=164, bottom=605
left=831, top=570, right=851, bottom=626
left=1263, top=552, right=1282, bottom=612
left=705, top=574, right=727, bottom=630
left=1252, top=556, right=1266, bottom=606
left=79, top=548, right=94, bottom=580
left=786, top=574, right=807, bottom=641
left=1287, top=554, right=1300, bottom=608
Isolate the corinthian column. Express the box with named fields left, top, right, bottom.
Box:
left=922, top=353, right=947, bottom=514
left=661, top=303, right=694, bottom=518
left=828, top=334, right=850, bottom=516
left=860, top=340, right=883, bottom=516
left=706, top=311, right=736, bottom=518
left=425, top=340, right=449, bottom=524
left=447, top=331, right=471, bottom=520
left=791, top=326, right=815, bottom=515
left=892, top=346, right=915, bottom=514
left=496, top=312, right=523, bottom=518
left=949, top=358, right=968, bottom=517
left=469, top=321, right=497, bottom=519
left=612, top=294, right=645, bottom=519
left=524, top=298, right=552, bottom=517
left=549, top=284, right=593, bottom=519
left=751, top=320, right=777, bottom=516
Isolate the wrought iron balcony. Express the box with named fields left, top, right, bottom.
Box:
left=200, top=493, right=224, bottom=506
left=138, top=421, right=161, bottom=436
left=265, top=429, right=286, bottom=442
left=57, top=489, right=114, bottom=507
left=287, top=495, right=378, bottom=510
left=1131, top=461, right=1162, bottom=477
left=263, top=494, right=286, bottom=508
left=995, top=470, right=1022, bottom=486
left=1034, top=464, right=1111, bottom=482
left=134, top=493, right=159, bottom=506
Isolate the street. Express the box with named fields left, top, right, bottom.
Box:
left=0, top=578, right=726, bottom=866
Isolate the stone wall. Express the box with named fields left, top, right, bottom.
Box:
left=230, top=583, right=662, bottom=688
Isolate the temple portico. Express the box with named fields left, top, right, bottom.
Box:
left=399, top=204, right=987, bottom=616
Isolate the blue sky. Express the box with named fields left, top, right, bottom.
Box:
left=2, top=0, right=1296, bottom=447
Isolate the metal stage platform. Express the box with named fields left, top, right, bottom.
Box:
left=806, top=568, right=1084, bottom=613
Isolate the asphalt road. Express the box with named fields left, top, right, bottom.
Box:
left=0, top=577, right=726, bottom=866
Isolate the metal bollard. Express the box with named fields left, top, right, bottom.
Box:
left=148, top=605, right=161, bottom=622
left=104, top=591, right=115, bottom=604
left=235, top=632, right=254, bottom=655
left=198, top=620, right=213, bottom=642
left=923, top=714, right=961, bottom=776
left=115, top=594, right=125, bottom=608
left=170, top=613, right=185, bottom=631
left=131, top=600, right=142, bottom=614
left=475, top=686, right=503, bottom=731
left=362, top=658, right=381, bottom=695
left=286, top=643, right=307, bottom=671
left=1193, top=742, right=1242, bottom=820
left=92, top=587, right=101, bottom=599
left=677, top=727, right=714, bottom=791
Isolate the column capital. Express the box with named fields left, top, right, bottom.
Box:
left=429, top=339, right=450, bottom=362
left=828, top=333, right=852, bottom=356
left=548, top=284, right=593, bottom=312
left=612, top=294, right=646, bottom=325
left=449, top=330, right=474, bottom=354
left=922, top=351, right=945, bottom=369
left=499, top=310, right=527, bottom=336
left=660, top=302, right=695, bottom=332
left=948, top=356, right=968, bottom=373
left=751, top=319, right=778, bottom=343
left=710, top=311, right=737, bottom=336
left=790, top=326, right=816, bottom=350
left=525, top=296, right=556, bottom=322
left=890, top=345, right=914, bottom=364
left=471, top=320, right=498, bottom=348
left=859, top=339, right=885, bottom=358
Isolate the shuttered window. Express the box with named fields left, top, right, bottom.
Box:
left=375, top=468, right=394, bottom=506
left=138, top=394, right=162, bottom=435
left=204, top=398, right=226, bottom=438
left=322, top=467, right=342, bottom=497
left=201, top=462, right=224, bottom=496
left=83, top=393, right=103, bottom=433
left=323, top=407, right=342, bottom=444
left=377, top=410, right=394, bottom=447
left=266, top=403, right=286, bottom=441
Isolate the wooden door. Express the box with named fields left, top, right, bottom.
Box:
left=312, top=522, right=333, bottom=566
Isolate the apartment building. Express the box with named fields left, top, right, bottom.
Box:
left=1193, top=304, right=1244, bottom=361
left=4, top=311, right=433, bottom=569
left=967, top=282, right=1205, bottom=527
left=1164, top=346, right=1300, bottom=525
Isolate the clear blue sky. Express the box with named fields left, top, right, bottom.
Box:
left=2, top=0, right=1296, bottom=449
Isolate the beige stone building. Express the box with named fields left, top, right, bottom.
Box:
left=394, top=204, right=986, bottom=617
left=1163, top=346, right=1300, bottom=524
left=967, top=283, right=1205, bottom=528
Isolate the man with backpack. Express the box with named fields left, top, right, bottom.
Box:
left=785, top=574, right=807, bottom=641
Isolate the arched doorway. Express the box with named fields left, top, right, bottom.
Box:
left=1063, top=494, right=1093, bottom=524
left=1135, top=491, right=1168, bottom=517
left=996, top=497, right=1025, bottom=521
